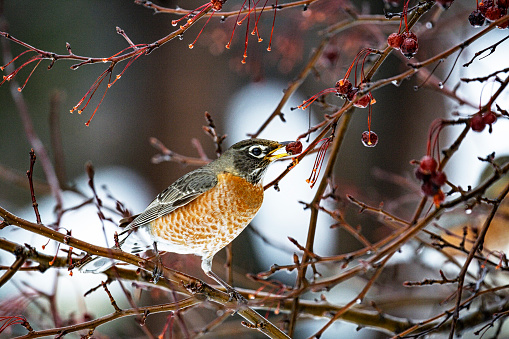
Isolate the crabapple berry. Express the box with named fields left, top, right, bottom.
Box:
left=400, top=33, right=418, bottom=58
left=415, top=167, right=428, bottom=181
left=346, top=87, right=358, bottom=102
left=335, top=79, right=353, bottom=96
left=387, top=33, right=404, bottom=50
left=482, top=111, right=497, bottom=125
left=361, top=131, right=378, bottom=147
left=485, top=5, right=503, bottom=20
left=470, top=113, right=486, bottom=132
left=421, top=181, right=439, bottom=196
left=285, top=141, right=303, bottom=155
left=469, top=9, right=486, bottom=27
left=402, top=31, right=418, bottom=40
left=419, top=155, right=438, bottom=175
left=353, top=94, right=372, bottom=108
left=479, top=0, right=495, bottom=14
left=430, top=171, right=447, bottom=187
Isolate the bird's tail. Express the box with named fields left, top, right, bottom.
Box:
left=78, top=255, right=117, bottom=273
left=78, top=216, right=152, bottom=274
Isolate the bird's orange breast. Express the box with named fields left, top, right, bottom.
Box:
left=149, top=172, right=264, bottom=257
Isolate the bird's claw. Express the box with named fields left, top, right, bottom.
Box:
left=226, top=286, right=248, bottom=304
left=152, top=262, right=163, bottom=284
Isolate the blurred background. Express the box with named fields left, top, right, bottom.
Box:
left=1, top=0, right=508, bottom=338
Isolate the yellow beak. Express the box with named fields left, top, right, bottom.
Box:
left=266, top=142, right=291, bottom=161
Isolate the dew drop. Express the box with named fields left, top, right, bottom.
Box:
left=178, top=34, right=184, bottom=41
left=361, top=131, right=378, bottom=147
left=220, top=16, right=226, bottom=22
left=438, top=82, right=444, bottom=89
left=391, top=79, right=401, bottom=87
left=171, top=20, right=178, bottom=27
left=356, top=298, right=362, bottom=304
left=466, top=208, right=472, bottom=215
left=426, top=21, right=433, bottom=29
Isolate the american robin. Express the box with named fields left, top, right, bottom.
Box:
left=80, top=138, right=292, bottom=299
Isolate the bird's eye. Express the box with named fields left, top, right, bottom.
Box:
left=249, top=146, right=264, bottom=158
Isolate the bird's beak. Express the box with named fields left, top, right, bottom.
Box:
left=265, top=141, right=292, bottom=161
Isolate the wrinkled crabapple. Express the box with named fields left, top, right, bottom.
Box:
left=285, top=141, right=303, bottom=155
left=469, top=9, right=486, bottom=27
left=479, top=0, right=495, bottom=14
left=346, top=87, right=358, bottom=102
left=335, top=79, right=353, bottom=96
left=485, top=5, right=503, bottom=20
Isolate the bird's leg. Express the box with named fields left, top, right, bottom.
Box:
left=201, top=256, right=247, bottom=303
left=151, top=241, right=164, bottom=283
left=205, top=270, right=248, bottom=304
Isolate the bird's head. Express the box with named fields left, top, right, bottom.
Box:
left=214, top=139, right=292, bottom=184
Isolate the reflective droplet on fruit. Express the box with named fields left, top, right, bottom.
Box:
left=361, top=131, right=378, bottom=147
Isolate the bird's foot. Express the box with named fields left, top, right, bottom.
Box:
left=225, top=286, right=248, bottom=304
left=151, top=261, right=163, bottom=284
left=151, top=241, right=164, bottom=284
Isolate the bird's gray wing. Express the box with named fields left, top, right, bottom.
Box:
left=122, top=167, right=218, bottom=232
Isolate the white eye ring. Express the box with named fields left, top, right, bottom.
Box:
left=249, top=145, right=266, bottom=158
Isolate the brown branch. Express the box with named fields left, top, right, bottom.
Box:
left=463, top=33, right=509, bottom=67
left=305, top=161, right=509, bottom=295
left=249, top=35, right=330, bottom=138
left=409, top=14, right=508, bottom=70
left=449, top=181, right=509, bottom=338
left=101, top=281, right=121, bottom=312
left=312, top=252, right=395, bottom=338
left=150, top=137, right=210, bottom=166
left=14, top=297, right=201, bottom=339
left=135, top=0, right=320, bottom=18
left=0, top=25, right=63, bottom=214
left=0, top=252, right=26, bottom=288
left=0, top=208, right=291, bottom=339
left=26, top=149, right=41, bottom=224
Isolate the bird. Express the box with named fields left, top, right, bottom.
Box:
left=79, top=138, right=292, bottom=300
